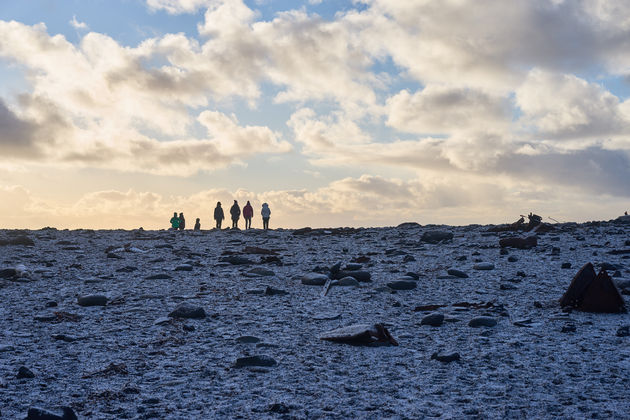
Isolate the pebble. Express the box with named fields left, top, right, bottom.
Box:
left=473, top=262, right=495, bottom=270
left=561, top=324, right=576, bottom=333
left=301, top=273, right=329, bottom=286
left=508, top=256, right=518, bottom=262
left=0, top=344, right=15, bottom=352
left=174, top=264, right=193, bottom=271
left=336, top=277, right=360, bottom=287
left=236, top=336, right=261, bottom=344
left=264, top=286, right=288, bottom=296
left=247, top=267, right=275, bottom=277
left=16, top=366, right=35, bottom=379
left=234, top=355, right=277, bottom=368
left=145, top=273, right=172, bottom=280
left=77, top=295, right=108, bottom=307
left=420, top=312, right=444, bottom=327
left=468, top=316, right=497, bottom=328
left=447, top=269, right=468, bottom=278
left=116, top=265, right=137, bottom=273
left=387, top=280, right=417, bottom=290
left=430, top=351, right=460, bottom=363
left=168, top=303, right=206, bottom=319
left=44, top=301, right=57, bottom=308
left=561, top=262, right=572, bottom=269
left=344, top=263, right=363, bottom=271
left=616, top=326, right=630, bottom=337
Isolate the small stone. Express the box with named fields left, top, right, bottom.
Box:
left=508, top=256, right=518, bottom=262
left=116, top=266, right=137, bottom=273
left=77, top=295, right=108, bottom=307
left=334, top=270, right=372, bottom=282
left=219, top=255, right=254, bottom=265
left=468, top=316, right=497, bottom=328
left=247, top=267, right=275, bottom=277
left=107, top=252, right=123, bottom=259
left=561, top=324, right=576, bottom=333
left=45, top=301, right=58, bottom=308
left=168, top=303, right=206, bottom=319
left=301, top=273, right=329, bottom=286
left=403, top=255, right=416, bottom=262
left=387, top=280, right=417, bottom=290
left=52, top=334, right=77, bottom=342
left=447, top=269, right=468, bottom=278
left=17, top=366, right=35, bottom=379
left=344, top=263, right=363, bottom=271
left=0, top=268, right=17, bottom=278
left=561, top=262, right=572, bottom=269
left=421, top=230, right=453, bottom=244
left=430, top=351, right=460, bottom=363
left=405, top=272, right=420, bottom=280
left=236, top=335, right=261, bottom=344
left=182, top=324, right=195, bottom=332
left=26, top=406, right=78, bottom=420
left=420, top=312, right=444, bottom=327
left=473, top=262, right=495, bottom=270
left=337, top=277, right=359, bottom=287
left=234, top=355, right=277, bottom=368
left=264, top=286, right=288, bottom=296
left=174, top=264, right=193, bottom=271
left=616, top=326, right=630, bottom=337
left=145, top=273, right=172, bottom=280
left=0, top=344, right=15, bottom=352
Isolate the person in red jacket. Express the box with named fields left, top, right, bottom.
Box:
left=243, top=201, right=254, bottom=229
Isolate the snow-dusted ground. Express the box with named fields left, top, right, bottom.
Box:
left=1, top=222, right=629, bottom=419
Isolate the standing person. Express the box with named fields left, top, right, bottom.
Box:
left=230, top=200, right=241, bottom=229
left=261, top=203, right=271, bottom=230
left=194, top=218, right=201, bottom=231
left=170, top=212, right=180, bottom=230
left=243, top=200, right=253, bottom=229
left=178, top=213, right=186, bottom=230
left=214, top=202, right=224, bottom=229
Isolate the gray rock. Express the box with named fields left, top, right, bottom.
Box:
left=264, top=286, right=288, bottom=296
left=561, top=262, right=572, bottom=269
left=468, top=316, right=497, bottom=328
left=168, top=303, right=206, bottom=319
left=247, top=267, right=275, bottom=277
left=420, top=312, right=444, bottom=327
left=145, top=273, right=172, bottom=280
left=421, top=230, right=453, bottom=244
left=0, top=344, right=15, bottom=352
left=447, top=269, right=468, bottom=278
left=344, top=263, right=363, bottom=271
left=430, top=351, right=460, bottom=363
left=387, top=280, right=417, bottom=290
left=301, top=273, right=329, bottom=286
left=77, top=295, right=108, bottom=307
left=616, top=326, right=630, bottom=337
left=0, top=268, right=17, bottom=278
left=236, top=336, right=261, bottom=344
left=174, top=264, right=193, bottom=271
left=473, top=262, right=495, bottom=270
left=337, top=277, right=359, bottom=287
left=235, top=355, right=277, bottom=368
left=220, top=255, right=254, bottom=265
left=335, top=270, right=371, bottom=282
left=508, top=256, right=518, bottom=262
left=34, top=313, right=57, bottom=322
left=153, top=317, right=171, bottom=325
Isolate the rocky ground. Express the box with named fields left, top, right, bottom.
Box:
left=1, top=221, right=629, bottom=419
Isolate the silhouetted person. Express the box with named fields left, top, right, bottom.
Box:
left=214, top=202, right=224, bottom=229
left=170, top=212, right=180, bottom=230
left=230, top=200, right=241, bottom=229
left=261, top=203, right=271, bottom=230
left=194, top=218, right=201, bottom=231
left=243, top=200, right=253, bottom=229
left=178, top=213, right=186, bottom=230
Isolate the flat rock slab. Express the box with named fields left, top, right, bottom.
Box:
left=431, top=351, right=460, bottom=363
left=421, top=231, right=453, bottom=244
left=469, top=316, right=497, bottom=328
left=473, top=263, right=495, bottom=270
left=247, top=267, right=275, bottom=277
left=235, top=355, right=277, bottom=368
left=220, top=256, right=254, bottom=265
left=145, top=273, right=172, bottom=280
left=387, top=280, right=417, bottom=290
left=26, top=406, right=78, bottom=420
left=447, top=269, right=469, bottom=278
left=168, top=303, right=206, bottom=319
left=236, top=336, right=261, bottom=344
left=336, top=277, right=360, bottom=287
left=77, top=295, right=108, bottom=307
left=174, top=264, right=193, bottom=271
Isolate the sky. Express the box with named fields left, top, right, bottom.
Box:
left=0, top=0, right=629, bottom=229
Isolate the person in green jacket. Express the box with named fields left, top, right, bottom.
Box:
left=170, top=212, right=180, bottom=230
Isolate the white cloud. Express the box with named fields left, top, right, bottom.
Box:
left=146, top=0, right=213, bottom=14
left=69, top=15, right=88, bottom=30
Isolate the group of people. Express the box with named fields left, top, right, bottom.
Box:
left=169, top=201, right=271, bottom=231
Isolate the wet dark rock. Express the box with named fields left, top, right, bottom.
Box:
left=421, top=231, right=453, bottom=244
left=387, top=280, right=417, bottom=290
left=320, top=323, right=398, bottom=346
left=52, top=334, right=77, bottom=342
left=561, top=262, right=572, bottom=269
left=168, top=303, right=206, bottom=319
left=174, top=264, right=193, bottom=271
left=336, top=277, right=360, bottom=287
left=25, top=406, right=77, bottom=420
left=106, top=252, right=123, bottom=259
left=473, top=262, right=495, bottom=270
left=402, top=255, right=416, bottom=262
left=264, top=286, right=288, bottom=296
left=405, top=272, right=420, bottom=280
left=77, top=295, right=107, bottom=307
left=34, top=313, right=57, bottom=322
left=344, top=263, right=363, bottom=271
left=182, top=324, right=195, bottom=332
left=247, top=267, right=275, bottom=277
left=430, top=351, right=460, bottom=363
left=468, top=316, right=497, bottom=328
left=145, top=273, right=172, bottom=280
left=420, top=312, right=444, bottom=327
left=508, top=256, right=518, bottom=262
left=500, top=283, right=518, bottom=290
left=235, top=355, right=277, bottom=368
left=333, top=270, right=371, bottom=282
left=616, top=326, right=630, bottom=337
left=301, top=273, right=329, bottom=286
left=0, top=268, right=17, bottom=278
left=561, top=324, right=576, bottom=333
left=116, top=266, right=137, bottom=273
left=16, top=366, right=35, bottom=379
left=267, top=402, right=291, bottom=414
left=447, top=269, right=468, bottom=278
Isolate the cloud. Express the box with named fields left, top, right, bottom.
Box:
left=69, top=15, right=88, bottom=30
left=146, top=0, right=213, bottom=14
